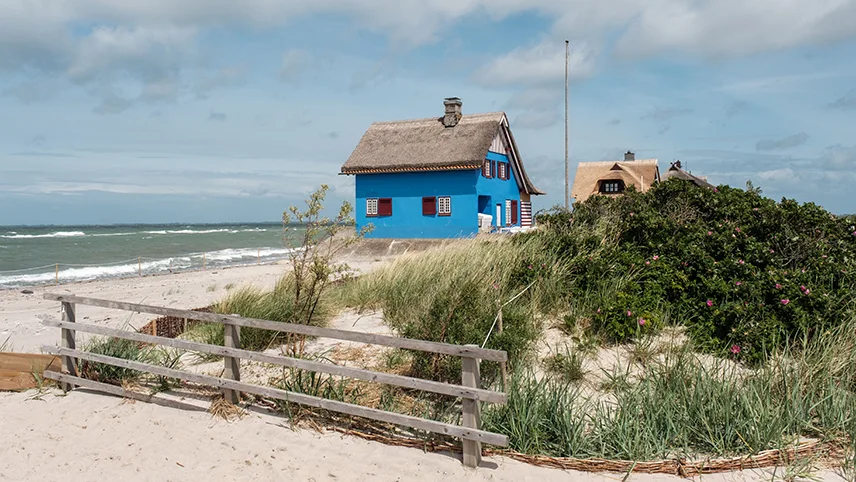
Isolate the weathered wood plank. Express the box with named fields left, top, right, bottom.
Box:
left=223, top=324, right=241, bottom=403
left=0, top=353, right=61, bottom=390
left=60, top=301, right=77, bottom=391
left=41, top=345, right=508, bottom=447
left=461, top=346, right=483, bottom=467
left=40, top=318, right=506, bottom=403
left=42, top=293, right=507, bottom=362
left=43, top=372, right=209, bottom=413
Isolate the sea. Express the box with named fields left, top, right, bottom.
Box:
left=0, top=223, right=303, bottom=289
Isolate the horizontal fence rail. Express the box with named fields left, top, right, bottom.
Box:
left=40, top=318, right=506, bottom=404
left=43, top=294, right=508, bottom=363
left=42, top=293, right=508, bottom=467
left=41, top=346, right=507, bottom=446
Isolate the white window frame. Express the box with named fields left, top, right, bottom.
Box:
left=438, top=196, right=451, bottom=216
left=366, top=198, right=378, bottom=216
left=505, top=200, right=512, bottom=226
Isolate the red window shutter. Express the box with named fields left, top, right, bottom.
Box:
left=511, top=200, right=518, bottom=224
left=378, top=198, right=392, bottom=216
left=422, top=196, right=436, bottom=215
left=491, top=160, right=497, bottom=178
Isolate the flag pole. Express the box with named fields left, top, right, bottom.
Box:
left=564, top=40, right=570, bottom=210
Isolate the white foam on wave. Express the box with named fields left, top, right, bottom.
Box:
left=0, top=245, right=293, bottom=287
left=204, top=247, right=296, bottom=262
left=0, top=231, right=86, bottom=239
left=0, top=257, right=193, bottom=287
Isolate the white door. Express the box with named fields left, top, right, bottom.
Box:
left=495, top=204, right=502, bottom=227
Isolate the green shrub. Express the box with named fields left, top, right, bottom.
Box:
left=528, top=179, right=856, bottom=363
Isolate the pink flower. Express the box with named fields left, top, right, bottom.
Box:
left=714, top=188, right=718, bottom=193
left=803, top=288, right=810, bottom=295
left=781, top=299, right=790, bottom=305
left=653, top=255, right=660, bottom=261
left=731, top=345, right=741, bottom=354
left=626, top=310, right=633, bottom=317
left=630, top=212, right=635, bottom=217
left=770, top=249, right=775, bottom=253
left=645, top=261, right=651, bottom=265
left=800, top=285, right=806, bottom=291
left=706, top=299, right=714, bottom=307
left=707, top=231, right=713, bottom=236
left=492, top=283, right=500, bottom=290
left=596, top=308, right=602, bottom=314
left=775, top=283, right=782, bottom=289
left=823, top=255, right=828, bottom=259
left=738, top=260, right=745, bottom=265
left=753, top=208, right=759, bottom=211
left=638, top=318, right=646, bottom=326
left=528, top=264, right=533, bottom=270
left=736, top=281, right=742, bottom=286
left=735, top=227, right=741, bottom=233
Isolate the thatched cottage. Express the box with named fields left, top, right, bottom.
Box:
left=570, top=151, right=660, bottom=204
left=661, top=160, right=715, bottom=188
left=339, top=97, right=544, bottom=238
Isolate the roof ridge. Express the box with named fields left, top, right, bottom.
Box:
left=371, top=111, right=505, bottom=126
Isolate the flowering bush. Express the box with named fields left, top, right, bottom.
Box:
left=530, top=179, right=856, bottom=363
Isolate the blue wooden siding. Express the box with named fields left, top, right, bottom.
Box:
left=355, top=170, right=479, bottom=239
left=475, top=151, right=521, bottom=227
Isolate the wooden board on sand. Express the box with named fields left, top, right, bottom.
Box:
left=0, top=353, right=61, bottom=391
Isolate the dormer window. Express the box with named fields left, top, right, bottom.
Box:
left=600, top=180, right=624, bottom=194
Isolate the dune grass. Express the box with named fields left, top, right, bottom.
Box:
left=483, top=317, right=856, bottom=461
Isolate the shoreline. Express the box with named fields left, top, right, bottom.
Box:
left=0, top=257, right=290, bottom=293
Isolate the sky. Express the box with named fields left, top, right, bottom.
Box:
left=1, top=1, right=855, bottom=225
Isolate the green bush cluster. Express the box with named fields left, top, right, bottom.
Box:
left=528, top=180, right=856, bottom=362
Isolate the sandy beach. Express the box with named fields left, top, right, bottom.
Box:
left=0, top=255, right=846, bottom=482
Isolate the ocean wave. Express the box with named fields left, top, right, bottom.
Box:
left=0, top=231, right=86, bottom=239
left=204, top=247, right=295, bottom=262
left=0, top=245, right=293, bottom=287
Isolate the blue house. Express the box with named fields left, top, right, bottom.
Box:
left=340, top=97, right=545, bottom=239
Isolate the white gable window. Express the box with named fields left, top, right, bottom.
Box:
left=438, top=196, right=451, bottom=216
left=498, top=163, right=507, bottom=180
left=505, top=200, right=512, bottom=226
left=366, top=198, right=378, bottom=216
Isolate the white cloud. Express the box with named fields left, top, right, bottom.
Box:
left=478, top=40, right=596, bottom=87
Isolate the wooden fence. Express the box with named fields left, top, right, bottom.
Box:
left=40, top=293, right=508, bottom=468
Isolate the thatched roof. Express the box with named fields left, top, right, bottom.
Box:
left=662, top=165, right=715, bottom=189
left=571, top=159, right=660, bottom=203
left=340, top=112, right=544, bottom=195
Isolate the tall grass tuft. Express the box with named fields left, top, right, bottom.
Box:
left=79, top=336, right=154, bottom=384
left=339, top=238, right=551, bottom=382
left=484, top=316, right=856, bottom=461
left=213, top=273, right=335, bottom=352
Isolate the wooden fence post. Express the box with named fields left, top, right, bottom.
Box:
left=60, top=301, right=78, bottom=391
left=461, top=345, right=482, bottom=468
left=497, top=309, right=507, bottom=392
left=223, top=323, right=241, bottom=403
